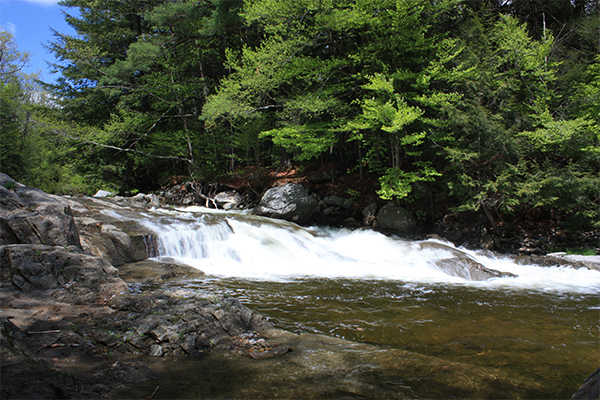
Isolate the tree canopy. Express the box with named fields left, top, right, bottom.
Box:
left=2, top=0, right=599, bottom=230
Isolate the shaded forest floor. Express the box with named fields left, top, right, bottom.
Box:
left=216, top=162, right=599, bottom=256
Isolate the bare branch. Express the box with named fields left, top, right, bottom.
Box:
left=52, top=128, right=194, bottom=164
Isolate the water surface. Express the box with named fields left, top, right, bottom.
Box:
left=117, top=205, right=599, bottom=398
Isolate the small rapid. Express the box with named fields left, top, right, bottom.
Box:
left=137, top=206, right=600, bottom=294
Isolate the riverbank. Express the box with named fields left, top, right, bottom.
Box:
left=1, top=173, right=598, bottom=399
left=172, top=162, right=600, bottom=257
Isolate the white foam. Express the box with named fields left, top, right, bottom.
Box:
left=142, top=209, right=600, bottom=293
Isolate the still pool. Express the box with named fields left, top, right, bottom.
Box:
left=116, top=275, right=599, bottom=399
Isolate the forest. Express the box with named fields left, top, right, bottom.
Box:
left=1, top=0, right=599, bottom=232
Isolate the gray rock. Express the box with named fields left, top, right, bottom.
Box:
left=310, top=171, right=333, bottom=184
left=0, top=173, right=26, bottom=188
left=323, top=195, right=344, bottom=207
left=254, top=183, right=318, bottom=224
left=131, top=193, right=147, bottom=201
left=94, top=190, right=114, bottom=198
left=149, top=344, right=165, bottom=357
left=0, top=244, right=129, bottom=298
left=362, top=202, right=378, bottom=218
left=0, top=317, right=27, bottom=348
left=215, top=191, right=243, bottom=210
left=341, top=198, right=354, bottom=209
left=420, top=241, right=517, bottom=281
left=322, top=206, right=336, bottom=216
left=0, top=180, right=83, bottom=249
left=78, top=221, right=153, bottom=266
left=317, top=200, right=327, bottom=211
left=376, top=202, right=416, bottom=232
left=0, top=208, right=81, bottom=248
left=432, top=258, right=515, bottom=281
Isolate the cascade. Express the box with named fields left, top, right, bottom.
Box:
left=140, top=206, right=600, bottom=294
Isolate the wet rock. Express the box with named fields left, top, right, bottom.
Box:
left=514, top=254, right=600, bottom=272
left=571, top=367, right=599, bottom=400
left=420, top=241, right=517, bottom=281
left=103, top=292, right=270, bottom=357
left=254, top=183, right=318, bottom=225
left=376, top=202, right=416, bottom=233
left=432, top=258, right=515, bottom=281
left=77, top=219, right=155, bottom=266
left=249, top=344, right=292, bottom=360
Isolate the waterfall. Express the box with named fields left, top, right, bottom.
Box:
left=139, top=207, right=600, bottom=294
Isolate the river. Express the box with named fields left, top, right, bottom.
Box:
left=113, top=205, right=599, bottom=398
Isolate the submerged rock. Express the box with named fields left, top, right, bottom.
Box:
left=420, top=241, right=517, bottom=281
left=432, top=258, right=515, bottom=281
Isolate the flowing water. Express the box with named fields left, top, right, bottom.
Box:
left=115, top=206, right=599, bottom=398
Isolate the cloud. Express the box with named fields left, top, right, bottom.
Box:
left=0, top=22, right=17, bottom=35
left=18, top=0, right=60, bottom=5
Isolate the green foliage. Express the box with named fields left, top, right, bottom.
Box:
left=377, top=164, right=441, bottom=201
left=14, top=0, right=595, bottom=231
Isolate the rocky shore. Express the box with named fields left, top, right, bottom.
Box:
left=1, top=174, right=273, bottom=398
left=1, top=172, right=598, bottom=399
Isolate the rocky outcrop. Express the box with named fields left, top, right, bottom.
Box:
left=77, top=218, right=155, bottom=266
left=254, top=183, right=318, bottom=224
left=515, top=254, right=600, bottom=273
left=1, top=174, right=82, bottom=249
left=106, top=291, right=270, bottom=357
left=1, top=244, right=129, bottom=301
left=376, top=202, right=416, bottom=233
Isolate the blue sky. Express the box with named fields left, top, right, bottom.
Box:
left=0, top=0, right=77, bottom=82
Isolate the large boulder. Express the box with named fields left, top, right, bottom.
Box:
left=254, top=183, right=318, bottom=224
left=376, top=202, right=416, bottom=233
left=106, top=292, right=270, bottom=357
